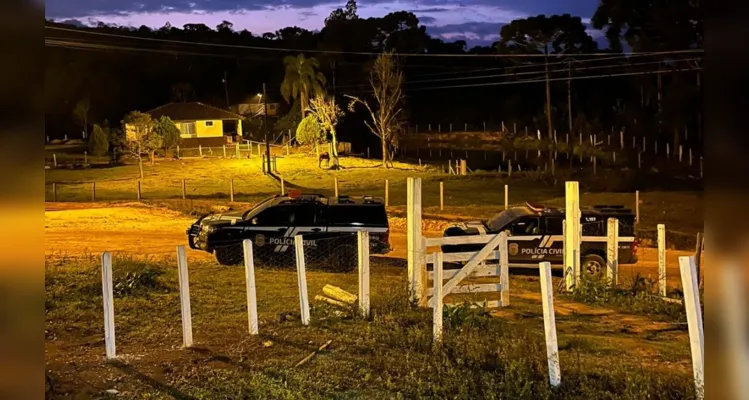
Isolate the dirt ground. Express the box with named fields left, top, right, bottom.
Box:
left=45, top=202, right=699, bottom=289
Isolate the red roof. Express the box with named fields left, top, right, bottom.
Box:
left=146, top=102, right=244, bottom=121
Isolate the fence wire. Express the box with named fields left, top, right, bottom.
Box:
left=210, top=233, right=386, bottom=273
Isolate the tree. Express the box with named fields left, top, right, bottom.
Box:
left=73, top=94, right=91, bottom=139
left=88, top=124, right=109, bottom=156
left=153, top=116, right=181, bottom=157
left=346, top=51, right=404, bottom=167
left=121, top=111, right=158, bottom=179
left=296, top=115, right=325, bottom=160
left=307, top=93, right=344, bottom=166
left=280, top=54, right=326, bottom=118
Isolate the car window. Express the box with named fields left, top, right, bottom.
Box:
left=293, top=205, right=317, bottom=226
left=256, top=205, right=296, bottom=226
left=509, top=217, right=540, bottom=235
left=327, top=205, right=387, bottom=226
left=545, top=217, right=564, bottom=235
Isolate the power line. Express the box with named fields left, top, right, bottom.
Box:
left=45, top=26, right=704, bottom=59
left=405, top=68, right=702, bottom=91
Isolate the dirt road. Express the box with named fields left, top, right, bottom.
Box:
left=45, top=202, right=698, bottom=288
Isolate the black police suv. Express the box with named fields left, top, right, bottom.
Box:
left=187, top=192, right=390, bottom=271
left=442, top=202, right=638, bottom=275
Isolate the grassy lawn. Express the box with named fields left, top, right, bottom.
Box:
left=45, top=155, right=703, bottom=248
left=45, top=255, right=696, bottom=399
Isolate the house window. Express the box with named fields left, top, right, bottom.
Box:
left=205, top=121, right=214, bottom=127
left=179, top=122, right=196, bottom=137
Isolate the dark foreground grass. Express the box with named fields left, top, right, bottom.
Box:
left=45, top=255, right=696, bottom=399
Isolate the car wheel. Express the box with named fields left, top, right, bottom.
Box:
left=215, top=245, right=243, bottom=266
left=327, top=244, right=357, bottom=272
left=582, top=254, right=605, bottom=277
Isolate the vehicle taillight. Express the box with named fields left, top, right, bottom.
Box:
left=632, top=238, right=639, bottom=255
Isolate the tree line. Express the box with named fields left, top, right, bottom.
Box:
left=45, top=0, right=703, bottom=155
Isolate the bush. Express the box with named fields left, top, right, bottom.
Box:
left=296, top=115, right=323, bottom=146
left=88, top=124, right=109, bottom=156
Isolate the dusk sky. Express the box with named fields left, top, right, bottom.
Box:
left=46, top=0, right=604, bottom=47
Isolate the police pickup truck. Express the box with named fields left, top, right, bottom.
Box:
left=187, top=191, right=390, bottom=271
left=442, top=202, right=638, bottom=275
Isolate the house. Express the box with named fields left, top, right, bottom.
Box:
left=131, top=102, right=245, bottom=147
left=232, top=94, right=280, bottom=117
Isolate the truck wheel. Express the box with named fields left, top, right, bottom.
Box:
left=328, top=244, right=357, bottom=272
left=582, top=254, right=605, bottom=277
left=215, top=245, right=242, bottom=266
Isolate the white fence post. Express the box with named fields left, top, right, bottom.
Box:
left=539, top=261, right=561, bottom=387
left=504, top=184, right=509, bottom=210
left=606, top=218, right=619, bottom=286
left=720, top=261, right=749, bottom=399
left=635, top=190, right=640, bottom=224
left=176, top=246, right=193, bottom=347
left=564, top=182, right=581, bottom=291
left=658, top=224, right=667, bottom=296
left=385, top=179, right=389, bottom=207
left=101, top=252, right=116, bottom=359
left=358, top=231, right=370, bottom=318
left=499, top=231, right=510, bottom=306
left=679, top=256, right=704, bottom=399
left=439, top=181, right=444, bottom=211
left=294, top=235, right=311, bottom=325
left=433, top=252, right=444, bottom=343
left=407, top=177, right=425, bottom=305
left=243, top=239, right=259, bottom=335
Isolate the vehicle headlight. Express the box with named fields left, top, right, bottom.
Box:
left=202, top=225, right=216, bottom=234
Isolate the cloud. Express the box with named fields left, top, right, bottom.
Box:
left=408, top=7, right=452, bottom=13
left=418, top=16, right=437, bottom=24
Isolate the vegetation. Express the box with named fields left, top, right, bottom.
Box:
left=296, top=115, right=325, bottom=158
left=346, top=51, right=404, bottom=168
left=87, top=124, right=109, bottom=156
left=307, top=94, right=344, bottom=164
left=120, top=111, right=159, bottom=178
left=280, top=54, right=326, bottom=119
left=46, top=255, right=696, bottom=399
left=153, top=116, right=182, bottom=157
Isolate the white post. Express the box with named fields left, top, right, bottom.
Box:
left=679, top=145, right=683, bottom=163
left=658, top=224, right=667, bottom=297
left=334, top=177, right=339, bottom=197
left=243, top=239, right=259, bottom=335
left=635, top=190, right=640, bottom=224
left=499, top=231, right=509, bottom=306
left=720, top=261, right=749, bottom=400
left=280, top=176, right=285, bottom=195
left=385, top=179, right=389, bottom=207
left=679, top=256, right=704, bottom=399
left=101, top=252, right=116, bottom=359
left=432, top=252, right=444, bottom=343
left=606, top=218, right=619, bottom=286
left=620, top=131, right=624, bottom=150
left=504, top=184, right=509, bottom=210
left=53, top=153, right=57, bottom=168
left=294, top=235, right=311, bottom=325
left=176, top=246, right=193, bottom=347
left=358, top=231, right=370, bottom=318
left=439, top=181, right=444, bottom=211
left=199, top=145, right=203, bottom=157
left=539, top=261, right=561, bottom=387
left=407, top=177, right=424, bottom=305
left=564, top=182, right=581, bottom=290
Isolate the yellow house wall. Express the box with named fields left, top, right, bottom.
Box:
left=195, top=119, right=224, bottom=137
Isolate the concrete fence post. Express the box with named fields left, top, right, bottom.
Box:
left=101, top=251, right=116, bottom=359
left=91, top=182, right=96, bottom=202
left=439, top=181, right=444, bottom=211
left=243, top=239, right=259, bottom=335
left=176, top=245, right=193, bottom=347
left=358, top=231, right=370, bottom=318
left=230, top=179, right=235, bottom=202
left=539, top=261, right=561, bottom=387
left=606, top=218, right=619, bottom=286
left=499, top=231, right=509, bottom=306
left=280, top=176, right=285, bottom=195
left=658, top=224, right=667, bottom=296
left=433, top=251, right=444, bottom=343
left=294, top=235, right=311, bottom=325
left=385, top=179, right=389, bottom=207
left=182, top=179, right=186, bottom=200
left=679, top=256, right=704, bottom=399
left=223, top=145, right=227, bottom=158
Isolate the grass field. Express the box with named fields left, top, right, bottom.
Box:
left=46, top=253, right=696, bottom=399
left=45, top=154, right=703, bottom=249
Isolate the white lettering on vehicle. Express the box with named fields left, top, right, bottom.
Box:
left=521, top=248, right=564, bottom=255
left=270, top=237, right=317, bottom=248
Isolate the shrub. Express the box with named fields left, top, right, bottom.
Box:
left=88, top=124, right=109, bottom=156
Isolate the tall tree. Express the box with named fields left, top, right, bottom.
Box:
left=307, top=93, right=344, bottom=166
left=280, top=54, right=327, bottom=119
left=153, top=116, right=182, bottom=157
left=121, top=111, right=158, bottom=179
left=346, top=51, right=404, bottom=168
left=73, top=94, right=91, bottom=139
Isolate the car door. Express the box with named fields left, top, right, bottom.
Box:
left=249, top=205, right=296, bottom=253
left=540, top=216, right=565, bottom=264
left=506, top=216, right=542, bottom=264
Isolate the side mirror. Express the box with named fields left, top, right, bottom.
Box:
left=251, top=218, right=258, bottom=225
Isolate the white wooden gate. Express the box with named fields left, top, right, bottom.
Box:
left=425, top=232, right=510, bottom=309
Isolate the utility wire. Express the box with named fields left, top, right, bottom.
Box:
left=45, top=26, right=704, bottom=58
left=405, top=68, right=702, bottom=91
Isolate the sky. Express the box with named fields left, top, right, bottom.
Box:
left=46, top=0, right=604, bottom=48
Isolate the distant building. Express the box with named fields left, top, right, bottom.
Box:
left=127, top=102, right=245, bottom=147
left=232, top=93, right=280, bottom=117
